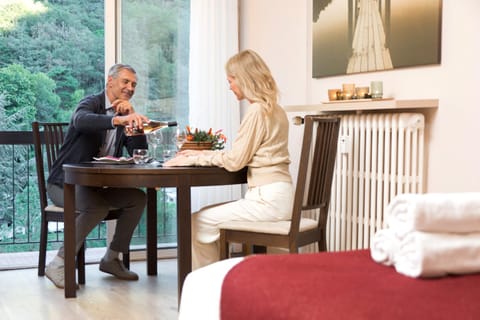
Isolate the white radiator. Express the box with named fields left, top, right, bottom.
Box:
left=326, top=112, right=425, bottom=251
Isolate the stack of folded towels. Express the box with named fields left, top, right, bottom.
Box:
left=370, top=192, right=480, bottom=278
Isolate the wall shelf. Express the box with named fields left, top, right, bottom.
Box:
left=284, top=99, right=439, bottom=113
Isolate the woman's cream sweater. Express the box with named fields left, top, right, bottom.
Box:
left=189, top=102, right=292, bottom=187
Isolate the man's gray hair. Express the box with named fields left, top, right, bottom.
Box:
left=108, top=64, right=136, bottom=78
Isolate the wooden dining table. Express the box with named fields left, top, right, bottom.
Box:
left=62, top=163, right=247, bottom=300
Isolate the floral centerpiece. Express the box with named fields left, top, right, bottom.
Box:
left=182, top=126, right=227, bottom=150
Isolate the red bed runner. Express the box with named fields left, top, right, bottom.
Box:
left=220, top=249, right=480, bottom=320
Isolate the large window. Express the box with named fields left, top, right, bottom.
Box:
left=0, top=0, right=189, bottom=257
left=119, top=0, right=189, bottom=127
left=0, top=0, right=107, bottom=255
left=117, top=0, right=190, bottom=246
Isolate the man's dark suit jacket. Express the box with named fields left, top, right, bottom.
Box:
left=47, top=90, right=147, bottom=187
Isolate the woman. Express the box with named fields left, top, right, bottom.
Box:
left=164, top=49, right=293, bottom=269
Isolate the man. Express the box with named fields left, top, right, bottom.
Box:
left=45, top=64, right=149, bottom=288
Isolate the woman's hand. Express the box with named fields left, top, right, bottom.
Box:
left=176, top=150, right=203, bottom=157
left=163, top=154, right=193, bottom=167
left=163, top=150, right=213, bottom=166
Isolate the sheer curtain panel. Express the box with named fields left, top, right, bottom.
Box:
left=189, top=0, right=241, bottom=212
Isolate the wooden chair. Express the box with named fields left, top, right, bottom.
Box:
left=219, top=115, right=340, bottom=258
left=32, top=121, right=129, bottom=283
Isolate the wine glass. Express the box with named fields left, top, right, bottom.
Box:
left=175, top=128, right=187, bottom=151
left=146, top=129, right=163, bottom=165
left=133, top=148, right=149, bottom=164
left=162, top=144, right=176, bottom=162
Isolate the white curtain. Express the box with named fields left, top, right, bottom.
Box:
left=189, top=0, right=241, bottom=212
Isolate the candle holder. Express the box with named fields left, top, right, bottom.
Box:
left=328, top=89, right=340, bottom=101
left=370, top=81, right=383, bottom=99
left=355, top=86, right=369, bottom=99
left=342, top=83, right=355, bottom=100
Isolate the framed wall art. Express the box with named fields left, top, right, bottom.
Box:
left=312, top=0, right=442, bottom=78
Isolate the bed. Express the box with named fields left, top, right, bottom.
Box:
left=178, top=249, right=480, bottom=319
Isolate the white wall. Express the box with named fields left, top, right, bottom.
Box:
left=239, top=0, right=480, bottom=193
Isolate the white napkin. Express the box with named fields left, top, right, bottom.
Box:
left=93, top=156, right=134, bottom=164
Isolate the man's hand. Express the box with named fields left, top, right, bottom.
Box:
left=113, top=112, right=149, bottom=131
left=112, top=99, right=135, bottom=115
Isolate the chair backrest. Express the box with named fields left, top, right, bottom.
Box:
left=289, top=115, right=340, bottom=237
left=32, top=121, right=69, bottom=210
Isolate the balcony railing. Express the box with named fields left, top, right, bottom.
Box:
left=0, top=130, right=177, bottom=256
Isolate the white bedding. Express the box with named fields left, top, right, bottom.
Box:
left=178, top=257, right=244, bottom=320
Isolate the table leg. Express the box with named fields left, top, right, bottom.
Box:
left=146, top=188, right=158, bottom=275
left=64, top=182, right=76, bottom=298
left=176, top=184, right=192, bottom=302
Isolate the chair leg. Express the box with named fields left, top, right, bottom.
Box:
left=318, top=231, right=327, bottom=252
left=77, top=244, right=86, bottom=284
left=37, top=218, right=49, bottom=276
left=219, top=231, right=229, bottom=260
left=253, top=245, right=267, bottom=254
left=123, top=251, right=130, bottom=269
left=75, top=245, right=129, bottom=285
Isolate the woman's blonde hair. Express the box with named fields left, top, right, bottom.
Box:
left=225, top=49, right=279, bottom=113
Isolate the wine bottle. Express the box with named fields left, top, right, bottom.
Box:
left=125, top=120, right=178, bottom=136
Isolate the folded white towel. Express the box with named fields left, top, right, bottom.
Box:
left=394, top=231, right=480, bottom=278
left=370, top=229, right=400, bottom=266
left=386, top=192, right=480, bottom=238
